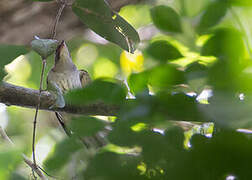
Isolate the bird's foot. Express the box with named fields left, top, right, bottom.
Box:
left=49, top=91, right=65, bottom=109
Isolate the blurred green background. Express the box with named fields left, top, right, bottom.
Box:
left=1, top=0, right=252, bottom=179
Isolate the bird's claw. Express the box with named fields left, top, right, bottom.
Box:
left=48, top=90, right=65, bottom=109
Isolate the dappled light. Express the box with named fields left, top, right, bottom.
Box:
left=1, top=0, right=252, bottom=179
left=5, top=55, right=32, bottom=87
left=93, top=58, right=118, bottom=79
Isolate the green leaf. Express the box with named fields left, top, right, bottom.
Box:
left=156, top=93, right=206, bottom=121
left=201, top=91, right=252, bottom=128
left=70, top=116, right=105, bottom=137
left=128, top=71, right=149, bottom=95
left=0, top=149, right=22, bottom=180
left=207, top=60, right=241, bottom=91
left=226, top=0, right=252, bottom=6
left=184, top=0, right=209, bottom=17
left=201, top=28, right=245, bottom=60
left=202, top=28, right=246, bottom=91
left=185, top=62, right=208, bottom=93
left=72, top=0, right=140, bottom=53
left=85, top=152, right=141, bottom=180
left=151, top=5, right=182, bottom=33
left=65, top=79, right=127, bottom=105
left=31, top=38, right=58, bottom=59
left=128, top=64, right=185, bottom=94
left=148, top=65, right=185, bottom=89
left=197, top=1, right=228, bottom=33
left=112, top=13, right=140, bottom=52
left=44, top=137, right=82, bottom=173
left=167, top=130, right=252, bottom=179
left=0, top=45, right=29, bottom=80
left=146, top=40, right=183, bottom=62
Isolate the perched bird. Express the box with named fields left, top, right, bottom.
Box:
left=47, top=40, right=106, bottom=148
left=47, top=40, right=90, bottom=107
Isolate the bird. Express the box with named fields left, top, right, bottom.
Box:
left=47, top=40, right=107, bottom=148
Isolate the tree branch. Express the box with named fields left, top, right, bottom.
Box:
left=0, top=82, right=119, bottom=116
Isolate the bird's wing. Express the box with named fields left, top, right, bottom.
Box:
left=79, top=69, right=92, bottom=88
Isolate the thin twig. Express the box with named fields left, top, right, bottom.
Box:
left=32, top=0, right=68, bottom=178
left=51, top=0, right=67, bottom=39
left=32, top=58, right=47, bottom=177
left=23, top=155, right=48, bottom=180
left=38, top=166, right=58, bottom=179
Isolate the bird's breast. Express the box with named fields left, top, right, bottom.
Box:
left=48, top=70, right=82, bottom=93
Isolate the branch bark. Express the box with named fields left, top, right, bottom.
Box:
left=0, top=0, right=145, bottom=45
left=0, top=82, right=119, bottom=116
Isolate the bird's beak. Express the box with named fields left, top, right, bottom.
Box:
left=55, top=40, right=70, bottom=63
left=57, top=40, right=65, bottom=53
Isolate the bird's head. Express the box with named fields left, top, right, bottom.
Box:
left=55, top=40, right=72, bottom=64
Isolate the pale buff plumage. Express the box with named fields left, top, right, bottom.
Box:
left=47, top=41, right=106, bottom=148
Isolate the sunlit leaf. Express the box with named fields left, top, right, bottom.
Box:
left=227, top=0, right=252, bottom=6
left=0, top=45, right=29, bottom=80
left=72, top=0, right=140, bottom=53
left=4, top=55, right=32, bottom=87
left=197, top=1, right=228, bottom=33
left=151, top=5, right=182, bottom=33
left=146, top=40, right=183, bottom=62
left=120, top=50, right=144, bottom=76
left=119, top=4, right=151, bottom=28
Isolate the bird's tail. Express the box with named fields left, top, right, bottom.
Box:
left=54, top=111, right=108, bottom=149
left=55, top=111, right=72, bottom=136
